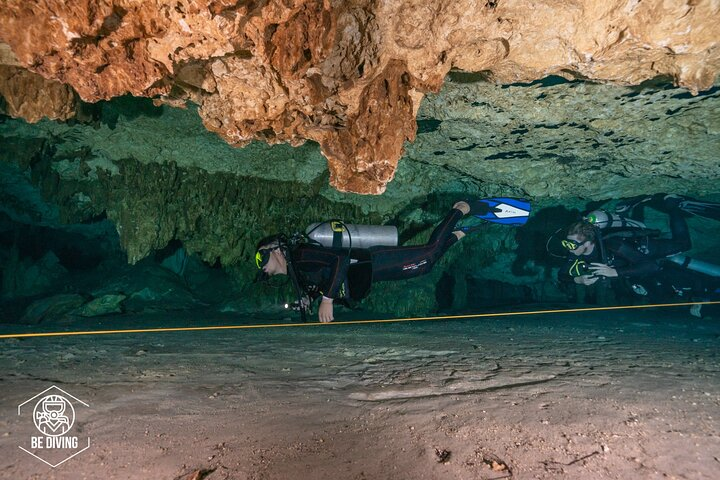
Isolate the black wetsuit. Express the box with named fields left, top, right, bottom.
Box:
left=289, top=208, right=463, bottom=302
left=560, top=206, right=692, bottom=293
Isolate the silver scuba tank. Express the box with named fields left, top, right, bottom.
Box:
left=306, top=221, right=398, bottom=249
left=666, top=254, right=720, bottom=277
left=585, top=210, right=647, bottom=230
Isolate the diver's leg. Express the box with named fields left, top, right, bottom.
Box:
left=370, top=204, right=467, bottom=282
left=629, top=199, right=648, bottom=222
left=370, top=237, right=457, bottom=282
left=594, top=280, right=608, bottom=305
left=370, top=229, right=464, bottom=282
left=369, top=245, right=434, bottom=281
left=427, top=204, right=466, bottom=244
left=434, top=231, right=463, bottom=258
left=663, top=194, right=720, bottom=221
left=615, top=194, right=652, bottom=215
left=668, top=205, right=691, bottom=251
left=647, top=196, right=691, bottom=257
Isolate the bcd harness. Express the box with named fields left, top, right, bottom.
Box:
left=566, top=227, right=661, bottom=278
left=260, top=221, right=375, bottom=322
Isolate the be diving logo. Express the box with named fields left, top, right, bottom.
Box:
left=17, top=385, right=91, bottom=467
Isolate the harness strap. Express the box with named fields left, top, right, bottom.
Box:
left=283, top=245, right=308, bottom=323
left=331, top=221, right=344, bottom=248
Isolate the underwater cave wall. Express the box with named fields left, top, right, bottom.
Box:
left=0, top=133, right=386, bottom=267
left=0, top=126, right=535, bottom=315
left=2, top=73, right=720, bottom=317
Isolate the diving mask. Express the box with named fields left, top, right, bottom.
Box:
left=255, top=247, right=277, bottom=269
left=561, top=238, right=586, bottom=251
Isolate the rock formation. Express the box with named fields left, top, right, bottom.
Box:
left=0, top=45, right=78, bottom=122
left=1, top=0, right=718, bottom=194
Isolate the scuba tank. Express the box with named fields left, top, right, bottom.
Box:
left=585, top=210, right=720, bottom=293
left=587, top=211, right=719, bottom=277
left=585, top=210, right=647, bottom=230
left=306, top=222, right=398, bottom=248
left=584, top=209, right=661, bottom=253
left=666, top=255, right=720, bottom=277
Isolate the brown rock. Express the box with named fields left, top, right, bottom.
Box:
left=0, top=65, right=77, bottom=122
left=0, top=43, right=21, bottom=66
left=1, top=1, right=718, bottom=193
left=310, top=60, right=416, bottom=194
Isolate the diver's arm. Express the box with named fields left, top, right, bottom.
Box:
left=588, top=240, right=658, bottom=278
left=611, top=243, right=661, bottom=277
left=558, top=265, right=572, bottom=283
left=317, top=249, right=351, bottom=299
left=294, top=246, right=350, bottom=298
left=575, top=275, right=599, bottom=285
left=295, top=246, right=349, bottom=322
left=589, top=263, right=618, bottom=277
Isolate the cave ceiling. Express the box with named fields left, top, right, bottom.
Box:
left=1, top=0, right=719, bottom=195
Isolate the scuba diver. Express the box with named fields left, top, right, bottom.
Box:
left=557, top=193, right=720, bottom=306
left=255, top=198, right=531, bottom=323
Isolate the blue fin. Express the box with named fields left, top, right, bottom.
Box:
left=469, top=197, right=531, bottom=226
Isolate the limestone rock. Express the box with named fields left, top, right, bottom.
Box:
left=124, top=286, right=195, bottom=313
left=412, top=77, right=720, bottom=199
left=2, top=249, right=69, bottom=299
left=20, top=293, right=86, bottom=324
left=73, top=293, right=127, bottom=317
left=0, top=43, right=21, bottom=66
left=1, top=1, right=718, bottom=194
left=0, top=66, right=77, bottom=122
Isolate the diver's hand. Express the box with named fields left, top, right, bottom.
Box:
left=318, top=297, right=334, bottom=323
left=574, top=275, right=599, bottom=285
left=589, top=263, right=618, bottom=278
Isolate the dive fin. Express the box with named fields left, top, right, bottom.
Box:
left=678, top=199, right=720, bottom=221
left=615, top=195, right=652, bottom=214
left=469, top=197, right=531, bottom=226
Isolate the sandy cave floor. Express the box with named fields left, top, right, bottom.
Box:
left=1, top=306, right=719, bottom=480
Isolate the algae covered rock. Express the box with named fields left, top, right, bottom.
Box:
left=20, top=293, right=85, bottom=324
left=2, top=249, right=68, bottom=299
left=73, top=293, right=127, bottom=317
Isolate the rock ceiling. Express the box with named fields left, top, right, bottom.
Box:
left=1, top=0, right=719, bottom=194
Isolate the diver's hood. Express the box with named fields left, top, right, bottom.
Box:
left=254, top=269, right=270, bottom=283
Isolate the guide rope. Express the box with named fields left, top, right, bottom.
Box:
left=1, top=301, right=719, bottom=340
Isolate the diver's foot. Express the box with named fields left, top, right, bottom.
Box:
left=452, top=230, right=466, bottom=240
left=453, top=201, right=470, bottom=215
left=467, top=198, right=501, bottom=216
left=615, top=194, right=652, bottom=214
left=690, top=303, right=703, bottom=318
left=455, top=217, right=486, bottom=234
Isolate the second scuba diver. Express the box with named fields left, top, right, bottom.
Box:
left=559, top=193, right=720, bottom=303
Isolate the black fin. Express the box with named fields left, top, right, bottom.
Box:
left=679, top=199, right=720, bottom=221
